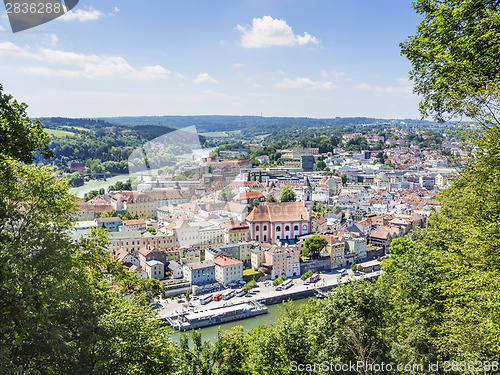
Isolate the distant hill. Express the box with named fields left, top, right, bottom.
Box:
left=97, top=115, right=437, bottom=134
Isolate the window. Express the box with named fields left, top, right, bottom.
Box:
left=294, top=225, right=299, bottom=231
left=256, top=225, right=259, bottom=231
left=285, top=225, right=290, bottom=231
left=263, top=225, right=267, bottom=231
left=276, top=226, right=281, bottom=232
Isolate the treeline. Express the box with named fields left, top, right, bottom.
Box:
left=101, top=115, right=439, bottom=136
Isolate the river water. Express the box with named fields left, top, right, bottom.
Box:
left=69, top=147, right=215, bottom=198
left=170, top=298, right=311, bottom=344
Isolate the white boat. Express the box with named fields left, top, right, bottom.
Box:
left=165, top=301, right=267, bottom=331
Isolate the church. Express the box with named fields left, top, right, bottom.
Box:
left=246, top=178, right=312, bottom=243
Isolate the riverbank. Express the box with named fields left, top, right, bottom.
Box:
left=157, top=266, right=381, bottom=326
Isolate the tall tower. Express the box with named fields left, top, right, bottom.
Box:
left=302, top=176, right=312, bottom=217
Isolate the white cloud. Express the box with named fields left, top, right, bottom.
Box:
left=321, top=70, right=345, bottom=78
left=194, top=73, right=218, bottom=85
left=356, top=82, right=413, bottom=95
left=44, top=34, right=59, bottom=47
left=175, top=72, right=184, bottom=79
left=276, top=77, right=334, bottom=90
left=0, top=25, right=4, bottom=32
left=233, top=63, right=244, bottom=68
left=297, top=32, right=319, bottom=46
left=236, top=16, right=320, bottom=48
left=0, top=41, right=170, bottom=80
left=61, top=7, right=119, bottom=22
left=61, top=8, right=104, bottom=22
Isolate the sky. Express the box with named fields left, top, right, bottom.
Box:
left=0, top=0, right=425, bottom=119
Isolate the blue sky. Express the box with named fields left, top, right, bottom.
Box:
left=0, top=1, right=424, bottom=119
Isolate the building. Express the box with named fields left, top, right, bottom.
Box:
left=345, top=236, right=368, bottom=263
left=233, top=191, right=266, bottom=205
left=138, top=246, right=167, bottom=269
left=262, top=245, right=300, bottom=279
left=246, top=202, right=311, bottom=243
left=108, top=230, right=176, bottom=255
left=95, top=217, right=122, bottom=232
left=179, top=247, right=201, bottom=264
left=190, top=221, right=224, bottom=250
left=145, top=260, right=164, bottom=280
left=167, top=261, right=183, bottom=279
left=213, top=255, right=244, bottom=285
left=182, top=260, right=216, bottom=286
left=69, top=161, right=86, bottom=173
left=114, top=248, right=140, bottom=267
left=222, top=222, right=251, bottom=243
left=301, top=154, right=315, bottom=172
left=320, top=233, right=346, bottom=269
left=121, top=219, right=146, bottom=232
left=312, top=217, right=328, bottom=234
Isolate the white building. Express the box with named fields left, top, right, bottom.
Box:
left=145, top=260, right=164, bottom=280
left=213, top=255, right=244, bottom=285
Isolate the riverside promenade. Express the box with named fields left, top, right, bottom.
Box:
left=156, top=262, right=382, bottom=321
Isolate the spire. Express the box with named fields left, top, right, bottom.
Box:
left=303, top=176, right=311, bottom=188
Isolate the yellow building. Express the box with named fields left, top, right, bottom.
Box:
left=222, top=222, right=251, bottom=243
left=321, top=233, right=346, bottom=268
left=179, top=247, right=201, bottom=264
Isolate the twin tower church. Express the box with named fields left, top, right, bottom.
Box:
left=246, top=177, right=313, bottom=244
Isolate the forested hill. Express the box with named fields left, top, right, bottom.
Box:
left=97, top=115, right=437, bottom=133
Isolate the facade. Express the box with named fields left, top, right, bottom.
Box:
left=122, top=219, right=146, bottom=232
left=321, top=234, right=346, bottom=269
left=182, top=260, right=216, bottom=286
left=167, top=261, right=183, bottom=279
left=301, top=154, right=315, bottom=172
left=114, top=248, right=140, bottom=267
left=222, top=222, right=251, bottom=243
left=179, top=247, right=201, bottom=264
left=262, top=246, right=300, bottom=279
left=191, top=222, right=224, bottom=250
left=213, top=255, right=244, bottom=285
left=246, top=202, right=311, bottom=243
left=346, top=236, right=368, bottom=263
left=145, top=260, right=164, bottom=280
left=108, top=230, right=176, bottom=255
left=138, top=246, right=167, bottom=269
left=96, top=217, right=122, bottom=232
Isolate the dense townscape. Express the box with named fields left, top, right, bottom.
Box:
left=2, top=0, right=500, bottom=373
left=70, top=124, right=458, bottom=300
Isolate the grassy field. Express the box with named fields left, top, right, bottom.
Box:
left=199, top=131, right=230, bottom=138
left=61, top=126, right=90, bottom=131
left=44, top=128, right=75, bottom=137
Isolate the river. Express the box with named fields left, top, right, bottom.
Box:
left=69, top=147, right=215, bottom=198
left=169, top=298, right=311, bottom=344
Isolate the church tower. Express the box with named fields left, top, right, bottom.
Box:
left=302, top=176, right=312, bottom=218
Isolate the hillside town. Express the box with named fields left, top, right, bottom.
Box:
left=70, top=127, right=460, bottom=301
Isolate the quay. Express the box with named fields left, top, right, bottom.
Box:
left=156, top=266, right=381, bottom=330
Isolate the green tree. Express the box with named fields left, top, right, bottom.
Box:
left=0, top=88, right=173, bottom=374
left=316, top=159, right=326, bottom=170
left=279, top=185, right=296, bottom=202
left=304, top=236, right=328, bottom=259
left=0, top=84, right=53, bottom=163
left=267, top=194, right=277, bottom=202
left=400, top=0, right=500, bottom=125
left=218, top=186, right=235, bottom=202
left=301, top=270, right=313, bottom=281
left=341, top=173, right=347, bottom=186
